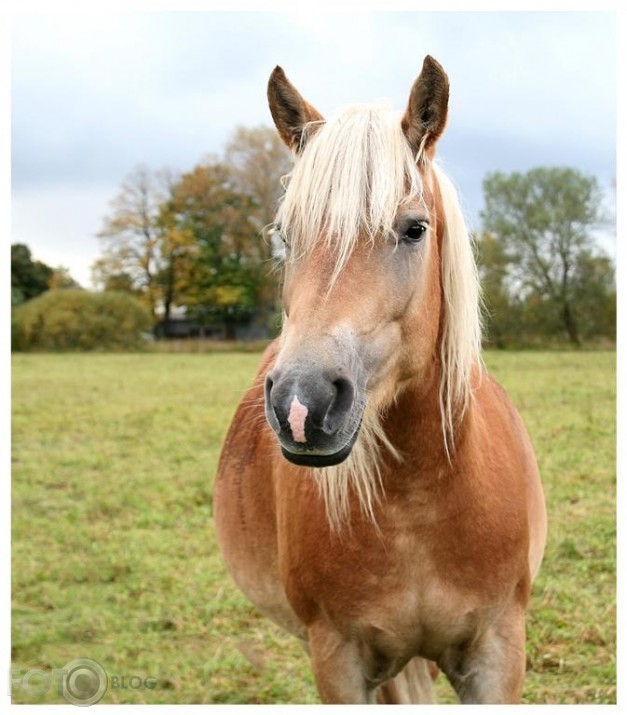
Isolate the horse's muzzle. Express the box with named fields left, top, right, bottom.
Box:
left=264, top=365, right=362, bottom=467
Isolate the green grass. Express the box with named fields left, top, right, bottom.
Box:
left=11, top=351, right=615, bottom=704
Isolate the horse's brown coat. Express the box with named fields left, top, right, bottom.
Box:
left=214, top=57, right=546, bottom=704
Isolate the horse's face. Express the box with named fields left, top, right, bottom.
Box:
left=266, top=193, right=441, bottom=467
left=265, top=58, right=449, bottom=467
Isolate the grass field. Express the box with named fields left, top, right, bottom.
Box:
left=11, top=350, right=616, bottom=704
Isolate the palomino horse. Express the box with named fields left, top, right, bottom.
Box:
left=214, top=56, right=547, bottom=704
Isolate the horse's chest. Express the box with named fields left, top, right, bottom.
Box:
left=284, top=518, right=513, bottom=659
left=351, top=557, right=488, bottom=659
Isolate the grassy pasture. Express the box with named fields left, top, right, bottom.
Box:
left=11, top=351, right=615, bottom=703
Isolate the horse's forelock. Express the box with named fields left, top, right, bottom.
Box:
left=276, top=104, right=423, bottom=283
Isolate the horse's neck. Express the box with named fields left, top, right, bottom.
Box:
left=381, top=363, right=465, bottom=488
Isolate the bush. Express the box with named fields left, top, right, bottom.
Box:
left=12, top=289, right=153, bottom=351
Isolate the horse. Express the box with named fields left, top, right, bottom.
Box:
left=214, top=56, right=547, bottom=704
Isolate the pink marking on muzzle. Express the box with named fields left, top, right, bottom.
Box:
left=288, top=395, right=308, bottom=443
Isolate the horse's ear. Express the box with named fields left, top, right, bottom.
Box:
left=268, top=66, right=324, bottom=154
left=402, top=55, right=449, bottom=159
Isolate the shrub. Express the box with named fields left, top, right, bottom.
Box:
left=12, top=289, right=153, bottom=351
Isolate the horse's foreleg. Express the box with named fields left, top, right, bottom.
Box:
left=308, top=622, right=373, bottom=704
left=439, top=605, right=527, bottom=704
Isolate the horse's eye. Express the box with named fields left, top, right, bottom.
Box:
left=402, top=223, right=427, bottom=244
left=272, top=224, right=289, bottom=247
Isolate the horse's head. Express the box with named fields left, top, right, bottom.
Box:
left=264, top=57, right=479, bottom=471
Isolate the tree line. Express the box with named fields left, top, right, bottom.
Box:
left=92, top=126, right=292, bottom=339
left=12, top=125, right=615, bottom=349
left=477, top=167, right=615, bottom=346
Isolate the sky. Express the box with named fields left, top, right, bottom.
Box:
left=9, top=9, right=617, bottom=288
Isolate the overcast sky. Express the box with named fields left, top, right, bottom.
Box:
left=11, top=10, right=616, bottom=287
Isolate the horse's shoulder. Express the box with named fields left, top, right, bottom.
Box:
left=476, top=371, right=522, bottom=424
left=217, top=341, right=279, bottom=471
left=471, top=369, right=539, bottom=489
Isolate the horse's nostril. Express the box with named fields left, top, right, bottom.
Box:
left=333, top=378, right=354, bottom=410
left=264, top=374, right=274, bottom=405
left=264, top=375, right=281, bottom=433
left=324, top=378, right=355, bottom=434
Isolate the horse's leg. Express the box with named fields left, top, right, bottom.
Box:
left=376, top=657, right=436, bottom=704
left=439, top=605, right=527, bottom=704
left=308, top=623, right=373, bottom=703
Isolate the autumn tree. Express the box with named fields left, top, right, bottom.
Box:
left=161, top=161, right=263, bottom=338
left=90, top=126, right=305, bottom=341
left=482, top=167, right=609, bottom=345
left=225, top=126, right=292, bottom=327
left=94, top=166, right=172, bottom=321
left=225, top=125, right=292, bottom=234
left=48, top=266, right=82, bottom=290
left=153, top=223, right=197, bottom=325
left=101, top=272, right=138, bottom=295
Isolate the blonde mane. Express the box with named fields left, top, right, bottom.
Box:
left=275, top=104, right=482, bottom=529
left=434, top=164, right=484, bottom=457
left=275, top=104, right=423, bottom=285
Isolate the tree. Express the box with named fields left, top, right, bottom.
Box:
left=161, top=162, right=263, bottom=338
left=100, top=272, right=139, bottom=295
left=569, top=251, right=616, bottom=340
left=225, top=126, right=293, bottom=327
left=48, top=266, right=82, bottom=290
left=11, top=244, right=53, bottom=305
left=153, top=222, right=198, bottom=327
left=481, top=167, right=608, bottom=345
left=94, top=166, right=171, bottom=321
left=474, top=232, right=519, bottom=348
left=225, top=125, right=292, bottom=235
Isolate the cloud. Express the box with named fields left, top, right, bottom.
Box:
left=12, top=183, right=118, bottom=287
left=10, top=11, right=616, bottom=284
left=11, top=13, right=298, bottom=187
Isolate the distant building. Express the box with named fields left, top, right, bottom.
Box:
left=154, top=305, right=270, bottom=341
